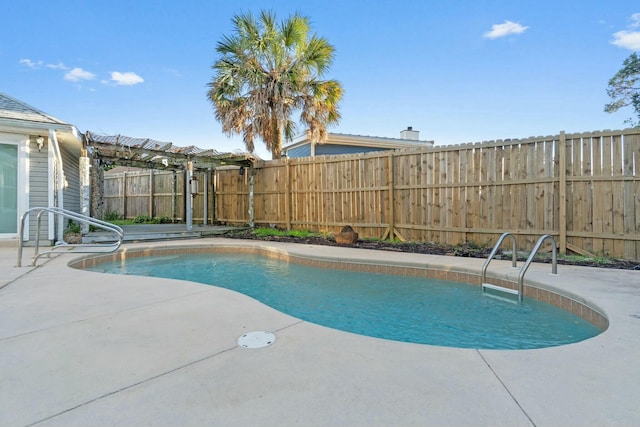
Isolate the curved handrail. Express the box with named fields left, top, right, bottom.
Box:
left=517, top=234, right=558, bottom=302
left=481, top=232, right=518, bottom=285
left=17, top=207, right=124, bottom=267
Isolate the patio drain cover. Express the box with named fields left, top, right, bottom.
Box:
left=237, top=331, right=276, bottom=349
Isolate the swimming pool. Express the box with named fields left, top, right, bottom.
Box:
left=82, top=249, right=603, bottom=349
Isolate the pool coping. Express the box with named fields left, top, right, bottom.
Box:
left=2, top=238, right=640, bottom=426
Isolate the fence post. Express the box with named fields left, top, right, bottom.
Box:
left=149, top=169, right=154, bottom=218
left=212, top=170, right=217, bottom=223
left=249, top=165, right=255, bottom=228
left=172, top=171, right=177, bottom=222
left=285, top=159, right=291, bottom=230
left=121, top=171, right=127, bottom=219
left=559, top=131, right=567, bottom=254
left=387, top=153, right=395, bottom=240
left=203, top=169, right=210, bottom=225
left=182, top=169, right=187, bottom=223
left=186, top=162, right=193, bottom=231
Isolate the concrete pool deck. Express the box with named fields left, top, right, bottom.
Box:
left=1, top=238, right=639, bottom=426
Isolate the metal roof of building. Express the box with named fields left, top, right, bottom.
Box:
left=0, top=92, right=70, bottom=126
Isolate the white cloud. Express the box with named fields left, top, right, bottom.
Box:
left=19, top=58, right=69, bottom=71
left=484, top=21, right=529, bottom=39
left=109, top=71, right=144, bottom=86
left=64, top=67, right=96, bottom=82
left=19, top=58, right=144, bottom=86
left=611, top=13, right=640, bottom=50
left=612, top=30, right=640, bottom=50
left=46, top=62, right=68, bottom=70
left=19, top=58, right=43, bottom=68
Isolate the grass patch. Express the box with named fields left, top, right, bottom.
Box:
left=555, top=253, right=616, bottom=265
left=108, top=219, right=137, bottom=226
left=106, top=216, right=173, bottom=226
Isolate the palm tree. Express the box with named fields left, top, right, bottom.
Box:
left=207, top=10, right=343, bottom=159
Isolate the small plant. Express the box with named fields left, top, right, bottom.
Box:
left=319, top=230, right=333, bottom=239
left=63, top=220, right=83, bottom=244
left=253, top=227, right=289, bottom=237
left=66, top=220, right=81, bottom=234
left=553, top=252, right=617, bottom=266
left=252, top=227, right=320, bottom=238
left=133, top=215, right=153, bottom=223
left=453, top=241, right=488, bottom=257
left=288, top=229, right=319, bottom=238
left=104, top=211, right=122, bottom=221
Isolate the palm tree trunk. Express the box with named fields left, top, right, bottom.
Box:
left=271, top=115, right=283, bottom=160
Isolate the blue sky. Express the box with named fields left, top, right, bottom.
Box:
left=2, top=1, right=639, bottom=159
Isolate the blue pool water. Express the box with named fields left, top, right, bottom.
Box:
left=87, top=252, right=602, bottom=349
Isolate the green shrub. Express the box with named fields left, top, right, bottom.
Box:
left=287, top=229, right=318, bottom=238
left=130, top=215, right=173, bottom=224
left=133, top=215, right=152, bottom=223
left=104, top=211, right=122, bottom=221
left=66, top=220, right=81, bottom=234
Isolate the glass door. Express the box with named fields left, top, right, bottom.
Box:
left=0, top=143, right=18, bottom=234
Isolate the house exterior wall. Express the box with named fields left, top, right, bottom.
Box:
left=0, top=93, right=83, bottom=245
left=283, top=131, right=435, bottom=159
left=285, top=142, right=404, bottom=158
left=286, top=143, right=312, bottom=158
left=27, top=136, right=50, bottom=242
left=0, top=133, right=80, bottom=244
left=315, top=144, right=393, bottom=156
left=60, top=141, right=80, bottom=214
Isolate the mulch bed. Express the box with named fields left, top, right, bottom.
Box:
left=220, top=230, right=640, bottom=271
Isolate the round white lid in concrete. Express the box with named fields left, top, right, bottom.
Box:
left=237, top=331, right=276, bottom=349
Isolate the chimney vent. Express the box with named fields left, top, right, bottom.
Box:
left=400, top=127, right=419, bottom=140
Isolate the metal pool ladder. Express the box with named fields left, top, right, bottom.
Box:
left=481, top=233, right=558, bottom=303
left=17, top=207, right=124, bottom=267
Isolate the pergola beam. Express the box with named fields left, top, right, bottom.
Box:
left=87, top=142, right=254, bottom=170
left=84, top=131, right=256, bottom=171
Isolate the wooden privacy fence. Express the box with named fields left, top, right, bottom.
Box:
left=214, top=128, right=640, bottom=260
left=103, top=169, right=215, bottom=223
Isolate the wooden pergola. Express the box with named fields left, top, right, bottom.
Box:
left=84, top=131, right=256, bottom=170
left=83, top=131, right=259, bottom=230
